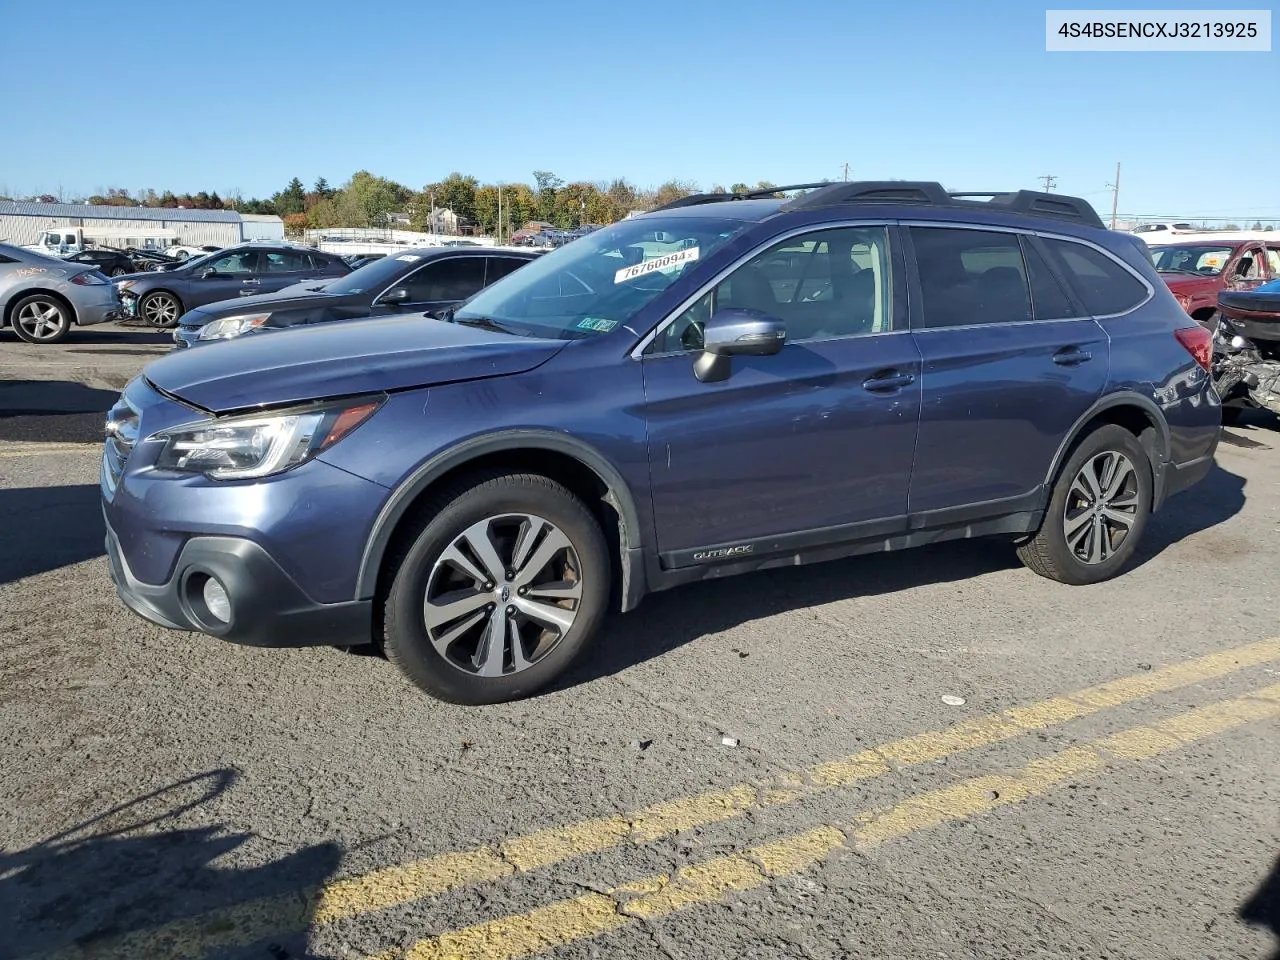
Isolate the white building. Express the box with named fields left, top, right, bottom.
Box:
left=0, top=201, right=283, bottom=248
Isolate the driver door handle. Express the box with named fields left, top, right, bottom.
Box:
left=1053, top=347, right=1092, bottom=366
left=862, top=370, right=915, bottom=392
left=241, top=278, right=261, bottom=285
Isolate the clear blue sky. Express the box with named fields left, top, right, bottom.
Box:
left=4, top=1, right=1276, bottom=220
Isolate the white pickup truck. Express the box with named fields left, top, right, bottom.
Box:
left=23, top=225, right=179, bottom=257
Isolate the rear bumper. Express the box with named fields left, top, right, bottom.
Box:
left=105, top=512, right=372, bottom=648
left=1160, top=452, right=1216, bottom=506
left=76, top=299, right=123, bottom=326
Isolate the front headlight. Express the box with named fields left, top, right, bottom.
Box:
left=150, top=397, right=382, bottom=480
left=198, top=314, right=272, bottom=341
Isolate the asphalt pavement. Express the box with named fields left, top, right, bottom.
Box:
left=1, top=325, right=1277, bottom=960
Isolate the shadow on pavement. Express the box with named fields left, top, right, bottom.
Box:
left=1241, top=853, right=1280, bottom=960
left=0, top=325, right=169, bottom=348
left=565, top=537, right=1024, bottom=690
left=1131, top=460, right=1247, bottom=568
left=0, top=485, right=104, bottom=584
left=0, top=379, right=120, bottom=443
left=563, top=461, right=1248, bottom=691
left=0, top=770, right=343, bottom=960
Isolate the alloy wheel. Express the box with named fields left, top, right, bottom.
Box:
left=424, top=513, right=583, bottom=677
left=1063, top=451, right=1140, bottom=564
left=15, top=300, right=67, bottom=342
left=141, top=294, right=179, bottom=326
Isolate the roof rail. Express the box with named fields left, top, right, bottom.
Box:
left=781, top=181, right=953, bottom=210
left=948, top=190, right=1104, bottom=228
left=777, top=180, right=1104, bottom=228
left=651, top=182, right=834, bottom=212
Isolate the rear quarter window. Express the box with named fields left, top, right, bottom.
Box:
left=1044, top=239, right=1148, bottom=316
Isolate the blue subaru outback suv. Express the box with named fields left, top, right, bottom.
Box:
left=101, top=181, right=1219, bottom=703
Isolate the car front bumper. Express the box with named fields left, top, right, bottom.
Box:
left=104, top=510, right=372, bottom=648
left=172, top=324, right=200, bottom=348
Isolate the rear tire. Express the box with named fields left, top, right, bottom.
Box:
left=10, top=295, right=72, bottom=344
left=383, top=472, right=610, bottom=704
left=1017, top=425, right=1152, bottom=585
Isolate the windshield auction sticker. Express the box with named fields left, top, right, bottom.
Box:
left=614, top=247, right=700, bottom=284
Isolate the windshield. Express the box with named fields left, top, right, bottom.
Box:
left=453, top=216, right=750, bottom=338
left=1150, top=245, right=1234, bottom=275
left=323, top=252, right=425, bottom=295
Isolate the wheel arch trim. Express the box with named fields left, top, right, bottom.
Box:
left=1044, top=391, right=1171, bottom=490
left=4, top=288, right=77, bottom=327
left=354, top=429, right=645, bottom=601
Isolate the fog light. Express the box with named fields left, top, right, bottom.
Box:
left=202, top=577, right=231, bottom=624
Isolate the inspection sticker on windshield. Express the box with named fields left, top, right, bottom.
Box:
left=396, top=255, right=421, bottom=262
left=576, top=317, right=618, bottom=332
left=614, top=247, right=699, bottom=284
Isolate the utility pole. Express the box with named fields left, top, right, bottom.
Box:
left=497, top=184, right=503, bottom=244
left=842, top=163, right=850, bottom=182
left=1107, top=162, right=1121, bottom=230
left=1038, top=174, right=1058, bottom=193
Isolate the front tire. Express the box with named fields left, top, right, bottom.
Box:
left=110, top=266, right=129, bottom=277
left=139, top=291, right=182, bottom=328
left=383, top=473, right=610, bottom=704
left=1017, top=425, right=1152, bottom=585
left=10, top=295, right=72, bottom=343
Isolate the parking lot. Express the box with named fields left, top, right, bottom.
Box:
left=2, top=327, right=1278, bottom=960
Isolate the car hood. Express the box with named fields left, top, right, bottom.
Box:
left=144, top=313, right=569, bottom=412
left=183, top=290, right=344, bottom=324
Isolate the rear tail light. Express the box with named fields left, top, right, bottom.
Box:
left=1175, top=326, right=1212, bottom=371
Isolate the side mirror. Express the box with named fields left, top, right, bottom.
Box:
left=200, top=267, right=218, bottom=279
left=693, top=308, right=786, bottom=383
left=380, top=287, right=409, bottom=305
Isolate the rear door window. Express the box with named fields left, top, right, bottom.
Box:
left=1022, top=238, right=1077, bottom=320
left=909, top=227, right=1032, bottom=327
left=485, top=257, right=530, bottom=284
left=263, top=250, right=312, bottom=273
left=1042, top=239, right=1148, bottom=316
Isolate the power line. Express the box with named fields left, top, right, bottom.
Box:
left=1038, top=174, right=1057, bottom=193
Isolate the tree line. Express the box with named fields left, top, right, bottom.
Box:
left=0, top=173, right=786, bottom=235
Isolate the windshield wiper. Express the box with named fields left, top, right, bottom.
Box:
left=1157, top=268, right=1202, bottom=276
left=454, top=315, right=519, bottom=335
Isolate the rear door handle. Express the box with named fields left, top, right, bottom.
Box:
left=862, top=370, right=916, bottom=392
left=1053, top=347, right=1092, bottom=366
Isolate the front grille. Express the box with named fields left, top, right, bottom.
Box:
left=102, top=398, right=139, bottom=494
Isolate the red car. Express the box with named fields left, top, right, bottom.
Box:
left=1146, top=235, right=1280, bottom=327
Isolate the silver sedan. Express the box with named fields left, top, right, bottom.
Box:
left=0, top=242, right=121, bottom=344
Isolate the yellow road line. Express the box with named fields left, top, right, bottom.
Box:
left=383, top=683, right=1280, bottom=960
left=0, top=443, right=99, bottom=458
left=39, top=637, right=1280, bottom=960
